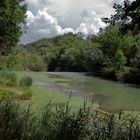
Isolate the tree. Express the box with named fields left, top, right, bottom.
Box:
left=0, top=0, right=27, bottom=57
left=98, top=27, right=122, bottom=59
left=114, top=49, right=127, bottom=70
left=102, top=0, right=140, bottom=34
left=25, top=53, right=46, bottom=71
left=84, top=45, right=105, bottom=72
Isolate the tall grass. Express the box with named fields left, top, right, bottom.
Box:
left=19, top=76, right=33, bottom=88
left=0, top=70, right=33, bottom=100
left=0, top=100, right=140, bottom=140
left=0, top=70, right=17, bottom=86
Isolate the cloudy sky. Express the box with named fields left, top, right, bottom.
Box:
left=21, top=0, right=125, bottom=44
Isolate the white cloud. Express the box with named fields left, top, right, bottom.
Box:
left=22, top=0, right=133, bottom=43
left=22, top=8, right=75, bottom=43
left=26, top=11, right=34, bottom=26
left=76, top=9, right=106, bottom=36
left=22, top=8, right=106, bottom=43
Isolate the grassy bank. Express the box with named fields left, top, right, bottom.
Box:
left=15, top=71, right=140, bottom=114
left=0, top=71, right=33, bottom=101
left=0, top=100, right=140, bottom=140
left=15, top=71, right=99, bottom=111
left=1, top=71, right=140, bottom=139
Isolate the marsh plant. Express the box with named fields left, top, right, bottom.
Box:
left=0, top=70, right=17, bottom=86
left=0, top=100, right=140, bottom=140
left=0, top=71, right=33, bottom=100
left=19, top=76, right=33, bottom=88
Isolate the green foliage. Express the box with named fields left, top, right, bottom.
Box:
left=0, top=89, right=15, bottom=99
left=0, top=70, right=17, bottom=86
left=0, top=101, right=35, bottom=140
left=21, top=29, right=140, bottom=84
left=20, top=89, right=32, bottom=100
left=40, top=34, right=86, bottom=72
left=84, top=45, right=105, bottom=72
left=1, top=0, right=140, bottom=85
left=0, top=46, right=47, bottom=71
left=0, top=26, right=139, bottom=84
left=0, top=70, right=33, bottom=100
left=114, top=49, right=127, bottom=70
left=102, top=0, right=140, bottom=34
left=98, top=27, right=122, bottom=58
left=25, top=53, right=47, bottom=71
left=0, top=100, right=140, bottom=140
left=101, top=67, right=116, bottom=80
left=123, top=68, right=140, bottom=84
left=0, top=0, right=27, bottom=56
left=20, top=76, right=33, bottom=87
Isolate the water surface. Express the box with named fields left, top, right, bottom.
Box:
left=47, top=72, right=140, bottom=112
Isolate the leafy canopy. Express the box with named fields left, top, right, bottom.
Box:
left=0, top=0, right=27, bottom=55
left=102, top=0, right=140, bottom=34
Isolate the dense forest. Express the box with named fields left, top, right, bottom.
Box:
left=2, top=27, right=140, bottom=85
left=0, top=0, right=140, bottom=85
left=1, top=0, right=140, bottom=139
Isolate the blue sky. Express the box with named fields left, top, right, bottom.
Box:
left=21, top=0, right=126, bottom=44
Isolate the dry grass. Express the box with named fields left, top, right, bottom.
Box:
left=1, top=87, right=23, bottom=96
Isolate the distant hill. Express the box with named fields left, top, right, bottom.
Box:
left=24, top=33, right=86, bottom=49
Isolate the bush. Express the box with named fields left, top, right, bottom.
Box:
left=0, top=101, right=36, bottom=140
left=124, top=68, right=140, bottom=85
left=0, top=70, right=17, bottom=86
left=26, top=53, right=47, bottom=71
left=100, top=67, right=116, bottom=80
left=19, top=76, right=33, bottom=87
left=0, top=100, right=140, bottom=140
left=39, top=102, right=90, bottom=140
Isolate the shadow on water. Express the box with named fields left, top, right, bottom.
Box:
left=128, top=84, right=140, bottom=89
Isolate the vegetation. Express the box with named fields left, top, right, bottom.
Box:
left=1, top=0, right=140, bottom=85
left=0, top=0, right=140, bottom=139
left=102, top=0, right=140, bottom=34
left=19, top=88, right=32, bottom=100
left=20, top=76, right=33, bottom=87
left=0, top=100, right=140, bottom=140
left=0, top=70, right=17, bottom=86
left=0, top=0, right=27, bottom=57
left=16, top=71, right=140, bottom=112
left=0, top=46, right=46, bottom=71
left=17, top=27, right=139, bottom=84
left=0, top=70, right=33, bottom=100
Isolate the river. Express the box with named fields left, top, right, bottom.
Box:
left=47, top=72, right=140, bottom=112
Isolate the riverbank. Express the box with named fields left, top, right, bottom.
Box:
left=16, top=71, right=99, bottom=111
left=16, top=71, right=140, bottom=113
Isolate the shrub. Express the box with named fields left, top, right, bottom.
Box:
left=124, top=68, right=140, bottom=85
left=0, top=101, right=36, bottom=140
left=101, top=67, right=116, bottom=80
left=26, top=53, right=47, bottom=71
left=0, top=70, right=17, bottom=86
left=40, top=102, right=90, bottom=140
left=115, top=71, right=124, bottom=82
left=19, top=76, right=33, bottom=87
left=0, top=100, right=140, bottom=140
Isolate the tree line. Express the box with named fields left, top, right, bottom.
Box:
left=0, top=0, right=140, bottom=84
